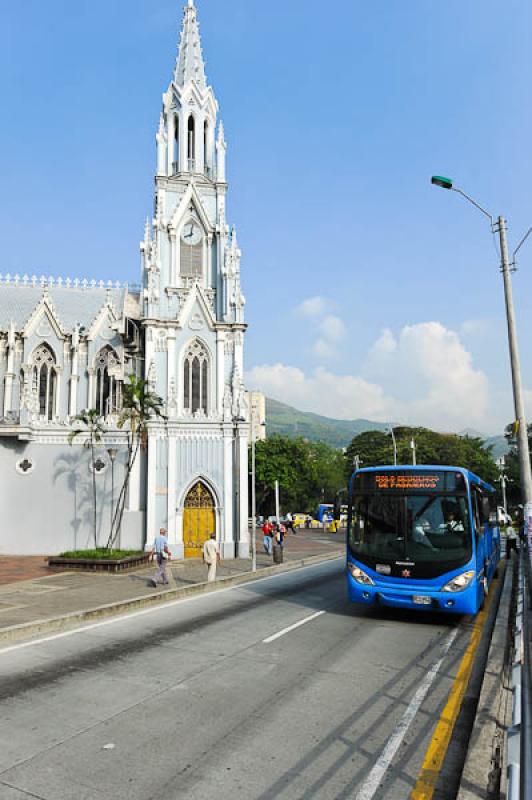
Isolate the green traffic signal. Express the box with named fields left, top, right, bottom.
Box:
left=431, top=175, right=453, bottom=190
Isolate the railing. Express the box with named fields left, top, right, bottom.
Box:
left=507, top=543, right=532, bottom=798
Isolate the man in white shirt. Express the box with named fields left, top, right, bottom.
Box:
left=203, top=533, right=220, bottom=583
left=506, top=524, right=518, bottom=558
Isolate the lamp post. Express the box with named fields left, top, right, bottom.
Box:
left=431, top=176, right=532, bottom=517
left=107, top=447, right=118, bottom=547
left=249, top=405, right=259, bottom=573
left=386, top=426, right=397, bottom=466
left=410, top=438, right=417, bottom=466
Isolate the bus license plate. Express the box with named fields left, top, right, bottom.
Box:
left=413, top=595, right=432, bottom=605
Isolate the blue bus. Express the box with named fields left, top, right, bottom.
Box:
left=346, top=466, right=500, bottom=615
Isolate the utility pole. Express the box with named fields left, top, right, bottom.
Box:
left=497, top=216, right=532, bottom=513
left=411, top=438, right=417, bottom=466
left=387, top=427, right=397, bottom=466
left=250, top=405, right=257, bottom=572
left=499, top=473, right=508, bottom=514
left=431, top=177, right=532, bottom=533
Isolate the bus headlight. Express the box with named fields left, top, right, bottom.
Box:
left=347, top=563, right=374, bottom=585
left=440, top=570, right=475, bottom=593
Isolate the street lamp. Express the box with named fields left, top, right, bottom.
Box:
left=431, top=175, right=532, bottom=520
left=385, top=426, right=397, bottom=466
left=249, top=405, right=264, bottom=573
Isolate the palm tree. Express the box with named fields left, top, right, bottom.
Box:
left=68, top=409, right=107, bottom=549
left=106, top=375, right=166, bottom=550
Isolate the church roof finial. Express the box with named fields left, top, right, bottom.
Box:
left=174, top=1, right=206, bottom=90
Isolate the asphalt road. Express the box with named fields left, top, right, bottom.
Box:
left=0, top=559, right=475, bottom=800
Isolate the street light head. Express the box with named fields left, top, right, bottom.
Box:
left=431, top=175, right=453, bottom=190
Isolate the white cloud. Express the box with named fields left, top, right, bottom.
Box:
left=296, top=296, right=327, bottom=318
left=246, top=363, right=392, bottom=420
left=318, top=314, right=346, bottom=342
left=460, top=319, right=490, bottom=337
left=313, top=339, right=335, bottom=359
left=247, top=321, right=493, bottom=431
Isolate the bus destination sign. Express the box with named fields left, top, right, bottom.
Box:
left=374, top=474, right=441, bottom=490
left=354, top=470, right=466, bottom=494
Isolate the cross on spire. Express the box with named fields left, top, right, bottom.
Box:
left=174, top=0, right=206, bottom=90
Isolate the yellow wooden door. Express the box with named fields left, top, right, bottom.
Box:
left=183, top=483, right=215, bottom=558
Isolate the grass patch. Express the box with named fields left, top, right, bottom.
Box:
left=57, top=549, right=145, bottom=560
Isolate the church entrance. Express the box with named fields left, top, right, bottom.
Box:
left=183, top=482, right=215, bottom=558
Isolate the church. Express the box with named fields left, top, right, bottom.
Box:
left=0, top=1, right=250, bottom=559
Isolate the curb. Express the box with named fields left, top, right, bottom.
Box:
left=0, top=551, right=343, bottom=646
left=457, top=560, right=513, bottom=799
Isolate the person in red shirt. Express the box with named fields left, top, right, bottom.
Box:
left=262, top=520, right=274, bottom=555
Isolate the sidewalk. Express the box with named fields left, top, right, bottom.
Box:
left=0, top=531, right=344, bottom=642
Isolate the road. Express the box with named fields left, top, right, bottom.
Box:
left=0, top=559, right=477, bottom=800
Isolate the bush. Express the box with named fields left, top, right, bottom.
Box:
left=58, top=549, right=145, bottom=560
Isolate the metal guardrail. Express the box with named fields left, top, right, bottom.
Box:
left=507, top=544, right=532, bottom=798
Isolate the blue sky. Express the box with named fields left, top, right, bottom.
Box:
left=2, top=0, right=532, bottom=434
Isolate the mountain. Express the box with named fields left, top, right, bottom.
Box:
left=265, top=398, right=509, bottom=457
left=265, top=398, right=390, bottom=449
left=483, top=435, right=509, bottom=459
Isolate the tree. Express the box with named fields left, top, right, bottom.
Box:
left=252, top=435, right=345, bottom=516
left=345, top=426, right=499, bottom=486
left=68, top=409, right=107, bottom=549
left=106, top=375, right=166, bottom=550
left=502, top=422, right=532, bottom=508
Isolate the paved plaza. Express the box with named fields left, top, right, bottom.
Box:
left=0, top=529, right=343, bottom=634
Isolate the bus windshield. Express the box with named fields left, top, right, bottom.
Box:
left=349, top=492, right=472, bottom=578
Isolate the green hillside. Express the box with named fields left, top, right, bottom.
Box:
left=265, top=398, right=390, bottom=448
left=265, top=397, right=509, bottom=457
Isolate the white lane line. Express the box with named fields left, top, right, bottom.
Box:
left=262, top=610, right=326, bottom=643
left=0, top=559, right=341, bottom=656
left=354, top=627, right=458, bottom=800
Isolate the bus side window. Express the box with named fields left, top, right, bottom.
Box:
left=472, top=489, right=482, bottom=538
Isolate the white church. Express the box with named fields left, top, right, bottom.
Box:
left=0, top=1, right=250, bottom=559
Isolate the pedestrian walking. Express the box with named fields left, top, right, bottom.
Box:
left=506, top=524, right=518, bottom=558
left=149, top=527, right=171, bottom=588
left=286, top=512, right=296, bottom=535
left=203, top=533, right=220, bottom=582
left=262, top=520, right=274, bottom=555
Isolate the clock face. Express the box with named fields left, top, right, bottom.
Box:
left=181, top=221, right=202, bottom=246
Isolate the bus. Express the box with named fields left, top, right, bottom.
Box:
left=346, top=466, right=500, bottom=615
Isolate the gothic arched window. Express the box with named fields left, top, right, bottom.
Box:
left=183, top=340, right=209, bottom=414
left=187, top=115, right=195, bottom=170
left=173, top=114, right=180, bottom=173
left=203, top=121, right=209, bottom=174
left=94, top=347, right=122, bottom=416
left=31, top=344, right=56, bottom=421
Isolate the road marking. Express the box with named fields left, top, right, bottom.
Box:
left=0, top=559, right=341, bottom=656
left=355, top=627, right=458, bottom=800
left=262, top=610, right=326, bottom=643
left=410, top=578, right=498, bottom=800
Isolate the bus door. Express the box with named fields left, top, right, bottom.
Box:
left=471, top=487, right=493, bottom=588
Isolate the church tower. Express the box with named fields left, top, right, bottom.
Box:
left=141, top=0, right=249, bottom=559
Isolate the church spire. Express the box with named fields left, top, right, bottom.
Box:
left=174, top=0, right=207, bottom=90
